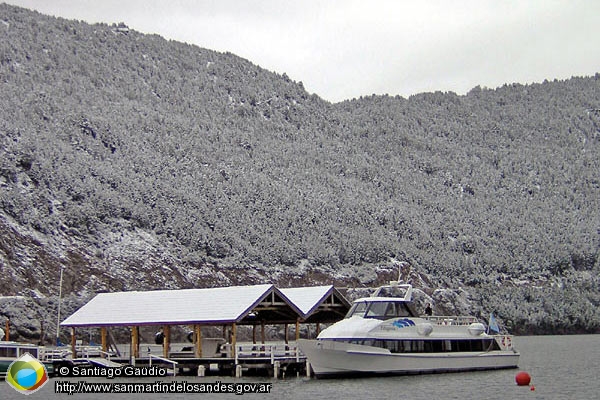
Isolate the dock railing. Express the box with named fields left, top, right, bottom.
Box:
left=148, top=354, right=178, bottom=376
left=82, top=348, right=113, bottom=361
left=40, top=347, right=73, bottom=361
left=225, top=343, right=303, bottom=365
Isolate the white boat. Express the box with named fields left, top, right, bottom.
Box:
left=298, top=282, right=519, bottom=377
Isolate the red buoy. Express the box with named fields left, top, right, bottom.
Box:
left=515, top=371, right=531, bottom=386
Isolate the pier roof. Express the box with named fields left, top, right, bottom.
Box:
left=279, top=286, right=351, bottom=322
left=61, top=284, right=350, bottom=328
left=62, top=284, right=277, bottom=327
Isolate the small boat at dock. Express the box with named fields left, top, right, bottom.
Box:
left=0, top=340, right=54, bottom=379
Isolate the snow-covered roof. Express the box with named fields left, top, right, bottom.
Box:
left=280, top=285, right=351, bottom=321
left=61, top=284, right=275, bottom=327
left=279, top=286, right=335, bottom=318
left=61, top=284, right=351, bottom=327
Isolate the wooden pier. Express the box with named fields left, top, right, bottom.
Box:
left=57, top=284, right=349, bottom=378
left=50, top=341, right=309, bottom=378
left=143, top=342, right=307, bottom=377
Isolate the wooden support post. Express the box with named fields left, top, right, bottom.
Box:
left=295, top=318, right=300, bottom=341
left=5, top=319, right=9, bottom=341
left=231, top=323, right=237, bottom=359
left=70, top=327, right=77, bottom=358
left=284, top=324, right=289, bottom=344
left=316, top=322, right=321, bottom=336
left=100, top=327, right=108, bottom=355
left=163, top=325, right=170, bottom=358
left=194, top=324, right=202, bottom=358
left=131, top=326, right=139, bottom=358
left=252, top=324, right=256, bottom=344
left=260, top=321, right=265, bottom=344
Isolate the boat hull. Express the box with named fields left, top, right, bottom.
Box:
left=298, top=339, right=520, bottom=377
left=0, top=360, right=9, bottom=379
left=1, top=359, right=55, bottom=379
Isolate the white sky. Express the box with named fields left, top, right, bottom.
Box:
left=5, top=0, right=600, bottom=102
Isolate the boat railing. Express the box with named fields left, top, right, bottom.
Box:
left=424, top=316, right=479, bottom=326
left=492, top=334, right=516, bottom=350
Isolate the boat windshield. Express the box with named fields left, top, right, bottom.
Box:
left=373, top=286, right=409, bottom=298
left=346, top=300, right=413, bottom=320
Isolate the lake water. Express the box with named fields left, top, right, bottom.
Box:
left=2, top=335, right=598, bottom=399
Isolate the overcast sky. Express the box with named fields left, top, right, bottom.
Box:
left=5, top=0, right=600, bottom=102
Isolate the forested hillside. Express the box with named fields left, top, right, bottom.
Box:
left=0, top=4, right=599, bottom=338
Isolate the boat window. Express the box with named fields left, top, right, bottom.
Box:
left=432, top=340, right=444, bottom=352
left=365, top=302, right=388, bottom=319
left=395, top=303, right=412, bottom=317
left=375, top=286, right=408, bottom=298
left=333, top=338, right=503, bottom=353
left=384, top=303, right=397, bottom=318
left=347, top=301, right=416, bottom=319
left=0, top=347, right=17, bottom=357
left=486, top=339, right=501, bottom=351
left=345, top=301, right=368, bottom=318
left=369, top=302, right=412, bottom=319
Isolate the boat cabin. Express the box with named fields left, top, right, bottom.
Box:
left=345, top=283, right=419, bottom=320
left=0, top=342, right=40, bottom=359
left=345, top=299, right=418, bottom=320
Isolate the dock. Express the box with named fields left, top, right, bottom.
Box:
left=48, top=341, right=309, bottom=378
left=55, top=284, right=350, bottom=377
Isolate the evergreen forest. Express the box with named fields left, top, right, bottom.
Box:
left=0, top=4, right=599, bottom=337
